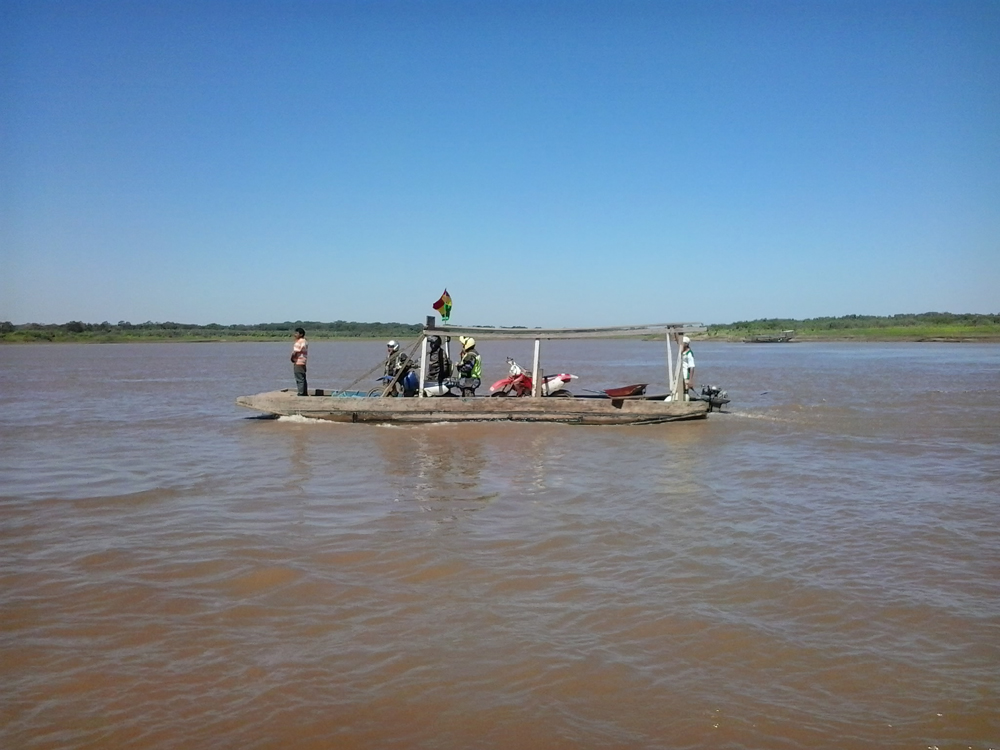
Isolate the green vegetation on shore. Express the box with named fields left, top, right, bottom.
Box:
left=1, top=312, right=998, bottom=343
left=0, top=320, right=423, bottom=343
left=707, top=313, right=1000, bottom=341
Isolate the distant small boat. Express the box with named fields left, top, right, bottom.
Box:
left=743, top=330, right=795, bottom=343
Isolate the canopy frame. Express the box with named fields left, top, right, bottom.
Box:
left=416, top=320, right=706, bottom=401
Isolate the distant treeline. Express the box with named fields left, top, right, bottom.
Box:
left=708, top=312, right=1000, bottom=340
left=2, top=312, right=998, bottom=343
left=0, top=320, right=423, bottom=343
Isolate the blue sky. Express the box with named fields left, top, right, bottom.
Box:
left=2, top=0, right=998, bottom=327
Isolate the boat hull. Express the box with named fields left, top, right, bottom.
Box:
left=236, top=390, right=709, bottom=425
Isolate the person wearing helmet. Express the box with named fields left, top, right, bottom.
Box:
left=425, top=335, right=451, bottom=389
left=383, top=340, right=413, bottom=396
left=680, top=335, right=695, bottom=397
left=456, top=336, right=482, bottom=396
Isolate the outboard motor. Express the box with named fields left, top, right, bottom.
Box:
left=699, top=384, right=730, bottom=412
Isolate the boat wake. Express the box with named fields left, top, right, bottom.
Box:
left=723, top=410, right=800, bottom=424
left=276, top=414, right=332, bottom=425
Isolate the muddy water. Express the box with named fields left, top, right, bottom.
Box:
left=1, top=340, right=997, bottom=749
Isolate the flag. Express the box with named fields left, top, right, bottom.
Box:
left=432, top=289, right=452, bottom=322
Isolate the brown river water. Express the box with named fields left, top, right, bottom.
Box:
left=1, top=339, right=998, bottom=750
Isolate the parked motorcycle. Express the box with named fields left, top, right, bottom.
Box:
left=489, top=358, right=578, bottom=397
left=422, top=378, right=462, bottom=397
left=369, top=370, right=419, bottom=397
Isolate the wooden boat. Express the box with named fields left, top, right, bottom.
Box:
left=602, top=383, right=647, bottom=398
left=236, top=389, right=708, bottom=425
left=236, top=321, right=715, bottom=425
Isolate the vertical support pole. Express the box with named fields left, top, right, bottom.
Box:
left=665, top=329, right=675, bottom=398
left=418, top=336, right=428, bottom=398
left=531, top=339, right=541, bottom=397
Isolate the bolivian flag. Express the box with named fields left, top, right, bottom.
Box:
left=432, top=289, right=452, bottom=322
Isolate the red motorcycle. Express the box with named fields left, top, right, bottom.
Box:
left=489, top=358, right=578, bottom=397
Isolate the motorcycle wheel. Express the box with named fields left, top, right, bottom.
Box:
left=549, top=390, right=573, bottom=397
left=490, top=391, right=507, bottom=397
left=367, top=388, right=382, bottom=397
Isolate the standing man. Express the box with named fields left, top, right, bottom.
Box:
left=291, top=327, right=308, bottom=396
left=680, top=335, right=695, bottom=397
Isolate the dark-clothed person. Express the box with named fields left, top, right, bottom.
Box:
left=426, top=335, right=451, bottom=387
left=383, top=340, right=416, bottom=396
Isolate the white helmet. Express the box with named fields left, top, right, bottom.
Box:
left=682, top=335, right=691, bottom=344
left=387, top=340, right=398, bottom=351
left=459, top=336, right=475, bottom=350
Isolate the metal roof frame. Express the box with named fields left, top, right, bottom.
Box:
left=421, top=322, right=706, bottom=340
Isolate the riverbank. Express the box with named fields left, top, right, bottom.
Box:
left=709, top=328, right=1000, bottom=343
left=4, top=334, right=999, bottom=344
left=3, top=330, right=1000, bottom=344
left=706, top=313, right=1000, bottom=343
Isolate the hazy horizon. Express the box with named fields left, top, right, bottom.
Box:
left=4, top=310, right=997, bottom=329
